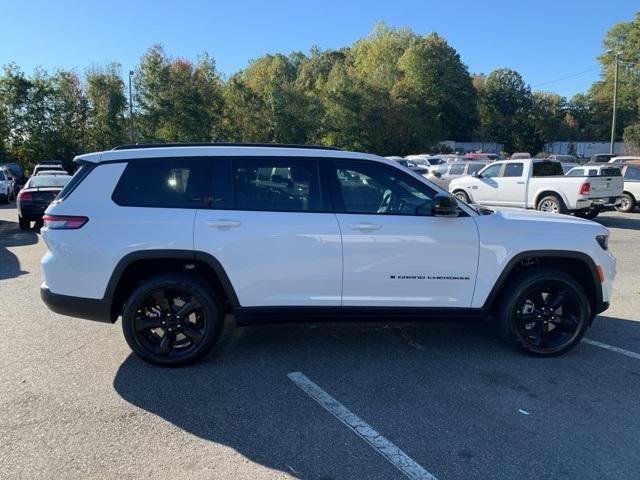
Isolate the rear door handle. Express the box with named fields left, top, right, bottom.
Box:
left=516, top=181, right=525, bottom=184
left=349, top=223, right=382, bottom=231
left=206, top=219, right=241, bottom=229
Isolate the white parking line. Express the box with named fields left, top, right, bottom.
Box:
left=582, top=338, right=640, bottom=361
left=287, top=371, right=437, bottom=480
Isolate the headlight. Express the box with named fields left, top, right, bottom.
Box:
left=596, top=234, right=608, bottom=250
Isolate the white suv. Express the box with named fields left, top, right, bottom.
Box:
left=40, top=144, right=616, bottom=366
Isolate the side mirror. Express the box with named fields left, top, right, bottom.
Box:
left=432, top=193, right=459, bottom=217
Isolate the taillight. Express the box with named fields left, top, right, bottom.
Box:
left=579, top=182, right=591, bottom=195
left=17, top=191, right=32, bottom=201
left=42, top=215, right=88, bottom=230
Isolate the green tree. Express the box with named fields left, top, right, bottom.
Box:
left=85, top=63, right=127, bottom=151
left=134, top=45, right=223, bottom=142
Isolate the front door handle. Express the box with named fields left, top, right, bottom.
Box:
left=206, top=219, right=241, bottom=229
left=516, top=181, right=525, bottom=184
left=349, top=223, right=382, bottom=231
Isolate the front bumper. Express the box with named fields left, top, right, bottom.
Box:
left=40, top=285, right=113, bottom=323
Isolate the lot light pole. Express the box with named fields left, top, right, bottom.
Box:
left=128, top=70, right=134, bottom=143
left=609, top=51, right=621, bottom=155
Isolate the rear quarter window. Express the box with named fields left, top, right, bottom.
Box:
left=56, top=164, right=95, bottom=201
left=112, top=158, right=214, bottom=208
left=533, top=162, right=563, bottom=177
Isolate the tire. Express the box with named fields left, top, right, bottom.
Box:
left=574, top=208, right=599, bottom=220
left=536, top=194, right=566, bottom=214
left=495, top=267, right=590, bottom=356
left=615, top=193, right=636, bottom=213
left=453, top=190, right=471, bottom=203
left=18, top=215, right=29, bottom=230
left=121, top=273, right=224, bottom=367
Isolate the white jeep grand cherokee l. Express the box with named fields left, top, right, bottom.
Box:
left=40, top=144, right=615, bottom=366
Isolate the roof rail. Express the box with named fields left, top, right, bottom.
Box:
left=112, top=142, right=341, bottom=151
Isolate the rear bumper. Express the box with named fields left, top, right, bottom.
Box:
left=40, top=285, right=113, bottom=323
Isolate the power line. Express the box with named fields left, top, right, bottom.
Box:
left=532, top=66, right=601, bottom=88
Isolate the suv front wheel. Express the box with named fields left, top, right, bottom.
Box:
left=121, top=273, right=224, bottom=367
left=495, top=268, right=590, bottom=356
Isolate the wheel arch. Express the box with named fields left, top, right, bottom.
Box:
left=533, top=189, right=568, bottom=210
left=482, top=250, right=604, bottom=317
left=105, top=250, right=240, bottom=321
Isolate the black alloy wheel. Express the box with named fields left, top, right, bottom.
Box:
left=496, top=268, right=590, bottom=356
left=122, top=274, right=223, bottom=366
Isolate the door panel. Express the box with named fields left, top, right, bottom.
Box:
left=195, top=210, right=342, bottom=306
left=337, top=214, right=479, bottom=307
left=331, top=159, right=479, bottom=308
left=194, top=157, right=342, bottom=307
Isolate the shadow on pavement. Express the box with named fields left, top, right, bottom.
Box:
left=595, top=213, right=640, bottom=231
left=113, top=315, right=640, bottom=479
left=0, top=218, right=38, bottom=280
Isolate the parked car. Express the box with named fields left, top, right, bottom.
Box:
left=405, top=154, right=444, bottom=166
left=591, top=154, right=615, bottom=163
left=510, top=152, right=531, bottom=159
left=449, top=158, right=623, bottom=219
left=564, top=165, right=623, bottom=218
left=0, top=162, right=25, bottom=196
left=32, top=163, right=66, bottom=176
left=464, top=153, right=501, bottom=162
left=40, top=143, right=614, bottom=366
left=609, top=156, right=640, bottom=164
left=17, top=174, right=72, bottom=229
left=428, top=161, right=488, bottom=189
left=35, top=170, right=69, bottom=176
left=616, top=164, right=640, bottom=213
left=561, top=162, right=581, bottom=174
left=396, top=159, right=429, bottom=175
left=548, top=154, right=578, bottom=164
left=0, top=167, right=14, bottom=203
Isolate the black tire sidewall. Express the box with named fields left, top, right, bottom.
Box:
left=615, top=193, right=635, bottom=213
left=121, top=274, right=223, bottom=367
left=496, top=268, right=591, bottom=356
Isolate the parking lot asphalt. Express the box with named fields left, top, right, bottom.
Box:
left=1, top=202, right=639, bottom=480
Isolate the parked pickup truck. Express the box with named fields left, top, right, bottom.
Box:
left=449, top=158, right=623, bottom=218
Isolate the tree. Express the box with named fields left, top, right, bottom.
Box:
left=84, top=63, right=127, bottom=151
left=134, top=45, right=223, bottom=142
left=477, top=68, right=534, bottom=152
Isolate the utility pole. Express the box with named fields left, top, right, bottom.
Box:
left=128, top=70, right=134, bottom=143
left=610, top=53, right=620, bottom=155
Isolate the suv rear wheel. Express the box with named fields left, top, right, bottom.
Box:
left=495, top=268, right=590, bottom=356
left=121, top=273, right=224, bottom=367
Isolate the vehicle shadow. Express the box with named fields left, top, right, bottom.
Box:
left=113, top=314, right=640, bottom=478
left=112, top=320, right=496, bottom=478
left=0, top=219, right=38, bottom=280
left=595, top=213, right=640, bottom=231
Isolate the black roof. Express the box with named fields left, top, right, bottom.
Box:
left=112, top=142, right=341, bottom=151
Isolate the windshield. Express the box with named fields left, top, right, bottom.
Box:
left=27, top=175, right=72, bottom=188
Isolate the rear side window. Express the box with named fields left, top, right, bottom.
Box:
left=533, top=162, right=563, bottom=176
left=502, top=163, right=524, bottom=177
left=232, top=158, right=323, bottom=212
left=625, top=167, right=640, bottom=180
left=449, top=164, right=464, bottom=175
left=467, top=164, right=484, bottom=176
left=112, top=158, right=211, bottom=208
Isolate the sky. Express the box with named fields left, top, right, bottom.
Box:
left=0, top=0, right=637, bottom=98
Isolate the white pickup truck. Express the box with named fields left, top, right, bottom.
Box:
left=449, top=158, right=623, bottom=218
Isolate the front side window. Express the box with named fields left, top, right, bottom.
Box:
left=233, top=158, right=322, bottom=212
left=334, top=161, right=435, bottom=216
left=502, top=163, right=524, bottom=177
left=480, top=164, right=502, bottom=178
left=467, top=164, right=484, bottom=176
left=112, top=158, right=211, bottom=208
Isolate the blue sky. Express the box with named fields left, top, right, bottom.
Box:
left=0, top=0, right=637, bottom=98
